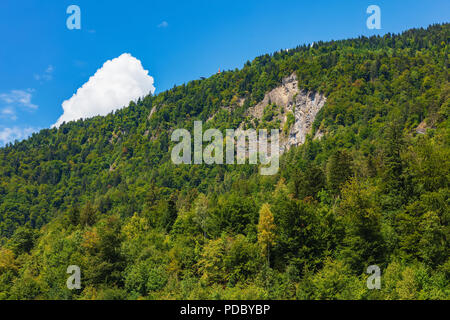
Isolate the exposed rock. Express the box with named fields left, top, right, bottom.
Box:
left=416, top=120, right=431, bottom=134
left=286, top=90, right=326, bottom=150
left=237, top=97, right=246, bottom=107
left=247, top=73, right=298, bottom=119
left=245, top=73, right=326, bottom=153
left=314, top=129, right=324, bottom=140
left=148, top=106, right=157, bottom=119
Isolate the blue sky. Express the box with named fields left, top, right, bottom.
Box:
left=0, top=0, right=448, bottom=145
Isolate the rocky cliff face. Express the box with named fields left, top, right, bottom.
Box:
left=203, top=73, right=326, bottom=154
left=287, top=90, right=326, bottom=149
left=246, top=74, right=326, bottom=153
left=247, top=73, right=299, bottom=119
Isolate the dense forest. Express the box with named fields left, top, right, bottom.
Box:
left=0, top=24, right=448, bottom=300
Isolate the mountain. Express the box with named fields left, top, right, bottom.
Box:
left=0, top=24, right=448, bottom=300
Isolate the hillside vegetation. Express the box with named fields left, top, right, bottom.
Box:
left=0, top=24, right=449, bottom=299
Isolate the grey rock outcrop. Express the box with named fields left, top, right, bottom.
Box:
left=245, top=73, right=326, bottom=153
left=286, top=91, right=326, bottom=149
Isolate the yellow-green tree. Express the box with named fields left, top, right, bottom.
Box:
left=257, top=203, right=276, bottom=264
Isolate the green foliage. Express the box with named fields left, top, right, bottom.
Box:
left=0, top=24, right=448, bottom=300
left=283, top=112, right=295, bottom=134
left=326, top=150, right=353, bottom=195
left=257, top=203, right=276, bottom=264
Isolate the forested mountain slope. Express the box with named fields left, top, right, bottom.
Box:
left=0, top=24, right=448, bottom=300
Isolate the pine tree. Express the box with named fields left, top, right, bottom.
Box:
left=326, top=150, right=353, bottom=195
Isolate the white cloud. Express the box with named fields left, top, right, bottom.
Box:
left=0, top=89, right=38, bottom=111
left=34, top=65, right=54, bottom=82
left=1, top=107, right=17, bottom=120
left=158, top=21, right=168, bottom=28
left=54, top=53, right=155, bottom=127
left=0, top=126, right=38, bottom=145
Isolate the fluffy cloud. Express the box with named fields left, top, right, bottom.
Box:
left=0, top=126, right=38, bottom=146
left=54, top=53, right=155, bottom=127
